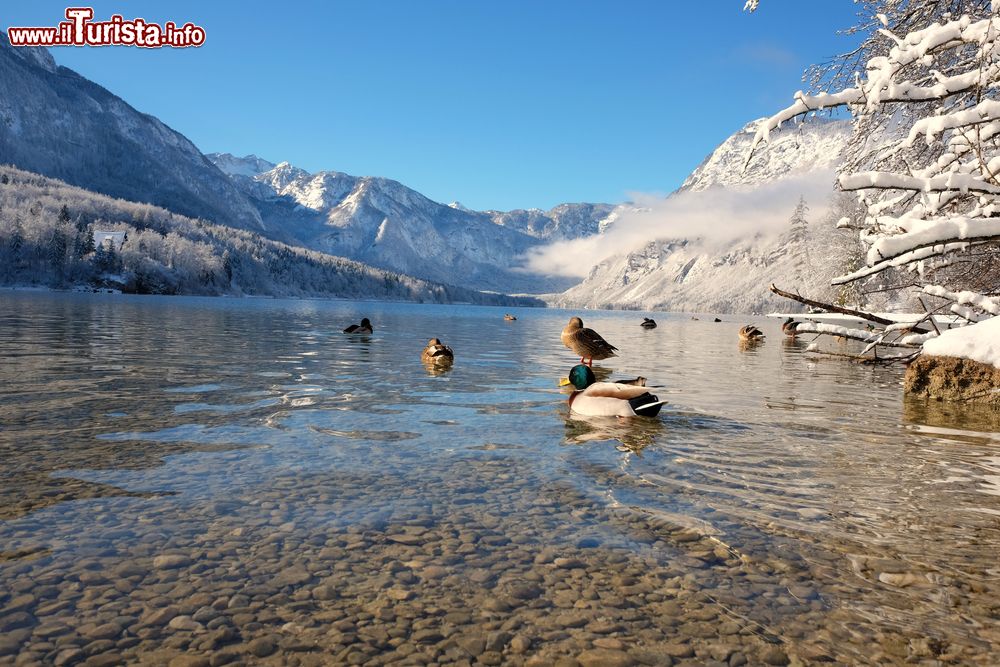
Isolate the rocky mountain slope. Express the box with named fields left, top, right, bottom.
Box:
left=0, top=35, right=613, bottom=297
left=0, top=36, right=263, bottom=231
left=550, top=118, right=858, bottom=313
left=680, top=117, right=850, bottom=192
left=207, top=154, right=616, bottom=293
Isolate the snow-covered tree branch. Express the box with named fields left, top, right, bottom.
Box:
left=748, top=1, right=1000, bottom=369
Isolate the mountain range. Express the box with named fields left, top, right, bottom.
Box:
left=0, top=34, right=618, bottom=296
left=205, top=153, right=615, bottom=293
left=0, top=35, right=263, bottom=232
left=0, top=35, right=859, bottom=311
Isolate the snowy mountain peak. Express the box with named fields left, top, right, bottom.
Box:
left=257, top=161, right=314, bottom=192
left=551, top=115, right=856, bottom=313
left=206, top=153, right=277, bottom=178
left=680, top=116, right=851, bottom=192
left=449, top=201, right=472, bottom=212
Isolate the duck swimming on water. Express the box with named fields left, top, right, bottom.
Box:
left=561, top=317, right=618, bottom=367
left=421, top=338, right=454, bottom=365
left=564, top=365, right=666, bottom=417
left=343, top=318, right=373, bottom=334
left=782, top=318, right=800, bottom=337
left=640, top=317, right=657, bottom=329
left=738, top=324, right=765, bottom=342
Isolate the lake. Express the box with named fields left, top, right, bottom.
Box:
left=1, top=291, right=999, bottom=666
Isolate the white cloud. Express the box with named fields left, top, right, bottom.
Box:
left=737, top=42, right=799, bottom=69
left=521, top=169, right=837, bottom=278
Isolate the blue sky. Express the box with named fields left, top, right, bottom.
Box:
left=6, top=1, right=864, bottom=210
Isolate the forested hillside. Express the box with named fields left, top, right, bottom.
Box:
left=0, top=165, right=538, bottom=305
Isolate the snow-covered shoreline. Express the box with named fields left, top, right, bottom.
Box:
left=922, top=318, right=1000, bottom=370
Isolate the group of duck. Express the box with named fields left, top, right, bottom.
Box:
left=558, top=316, right=667, bottom=418
left=738, top=317, right=800, bottom=344
left=343, top=317, right=456, bottom=367
left=341, top=313, right=793, bottom=420
left=341, top=314, right=667, bottom=419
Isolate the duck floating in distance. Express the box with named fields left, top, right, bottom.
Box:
left=563, top=365, right=665, bottom=417
left=738, top=324, right=765, bottom=342
left=561, top=317, right=618, bottom=367
left=640, top=317, right=657, bottom=329
left=782, top=318, right=800, bottom=337
left=504, top=314, right=517, bottom=321
left=421, top=338, right=454, bottom=364
left=343, top=318, right=373, bottom=334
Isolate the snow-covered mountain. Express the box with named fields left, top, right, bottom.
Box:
left=0, top=163, right=540, bottom=305
left=0, top=34, right=612, bottom=297
left=0, top=35, right=263, bottom=231
left=550, top=118, right=857, bottom=313
left=207, top=154, right=616, bottom=293
left=209, top=153, right=277, bottom=179
left=680, top=116, right=850, bottom=192
left=489, top=203, right=617, bottom=241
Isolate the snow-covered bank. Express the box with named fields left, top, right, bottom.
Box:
left=904, top=318, right=1000, bottom=406
left=922, top=318, right=1000, bottom=370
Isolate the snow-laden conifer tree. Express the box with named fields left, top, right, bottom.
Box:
left=787, top=196, right=811, bottom=289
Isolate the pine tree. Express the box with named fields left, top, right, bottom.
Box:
left=72, top=227, right=96, bottom=259
left=84, top=228, right=95, bottom=255
left=8, top=222, right=23, bottom=256
left=787, top=196, right=811, bottom=289
left=48, top=228, right=68, bottom=282
left=222, top=249, right=234, bottom=283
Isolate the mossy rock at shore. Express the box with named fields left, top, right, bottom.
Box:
left=904, top=355, right=1000, bottom=406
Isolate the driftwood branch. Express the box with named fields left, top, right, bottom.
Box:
left=769, top=283, right=931, bottom=332
left=795, top=324, right=918, bottom=348
left=803, top=348, right=916, bottom=364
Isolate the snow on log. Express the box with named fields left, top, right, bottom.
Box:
left=794, top=322, right=918, bottom=347
left=832, top=242, right=971, bottom=285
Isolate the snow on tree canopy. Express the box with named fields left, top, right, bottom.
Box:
left=745, top=1, right=1000, bottom=365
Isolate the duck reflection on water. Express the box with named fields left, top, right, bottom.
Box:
left=563, top=413, right=664, bottom=454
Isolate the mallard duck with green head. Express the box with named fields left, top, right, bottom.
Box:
left=562, top=364, right=666, bottom=417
